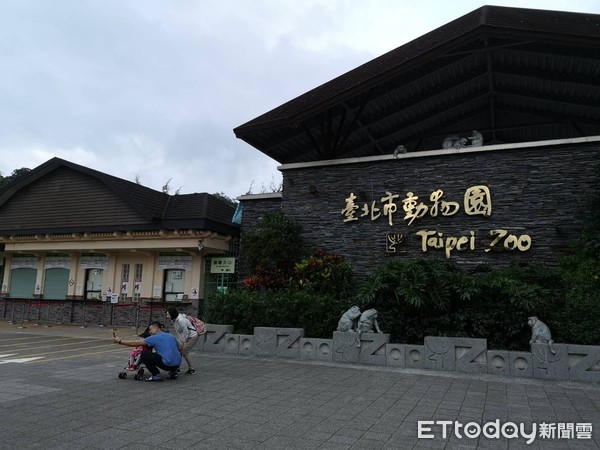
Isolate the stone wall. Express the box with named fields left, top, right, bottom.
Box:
left=196, top=324, right=600, bottom=383
left=273, top=144, right=598, bottom=278
left=0, top=298, right=200, bottom=329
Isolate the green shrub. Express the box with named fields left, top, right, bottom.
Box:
left=463, top=263, right=564, bottom=350
left=357, top=259, right=468, bottom=344
left=241, top=211, right=305, bottom=275
left=292, top=250, right=356, bottom=299
left=357, top=259, right=563, bottom=349
left=208, top=256, right=598, bottom=350
left=205, top=288, right=354, bottom=338
left=554, top=255, right=600, bottom=344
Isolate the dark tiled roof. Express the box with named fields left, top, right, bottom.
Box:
left=0, top=157, right=169, bottom=220
left=0, top=157, right=239, bottom=236
left=161, top=193, right=240, bottom=234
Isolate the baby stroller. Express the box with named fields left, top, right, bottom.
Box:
left=117, top=322, right=167, bottom=381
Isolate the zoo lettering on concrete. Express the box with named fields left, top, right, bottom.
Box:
left=341, top=185, right=532, bottom=259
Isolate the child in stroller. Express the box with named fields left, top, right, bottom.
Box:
left=126, top=346, right=145, bottom=371
left=117, top=323, right=166, bottom=380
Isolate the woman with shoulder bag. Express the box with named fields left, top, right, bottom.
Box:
left=166, top=307, right=199, bottom=375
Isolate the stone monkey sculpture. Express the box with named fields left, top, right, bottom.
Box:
left=337, top=306, right=361, bottom=332
left=528, top=316, right=557, bottom=355
left=356, top=308, right=382, bottom=347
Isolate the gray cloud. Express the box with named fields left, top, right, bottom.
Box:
left=1, top=0, right=598, bottom=198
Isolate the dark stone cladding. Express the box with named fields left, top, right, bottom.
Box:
left=273, top=144, right=598, bottom=280
left=238, top=197, right=282, bottom=280
left=240, top=197, right=283, bottom=235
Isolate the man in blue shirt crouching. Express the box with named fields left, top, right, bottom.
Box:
left=114, top=321, right=182, bottom=382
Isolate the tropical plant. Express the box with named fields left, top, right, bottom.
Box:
left=241, top=211, right=305, bottom=275
left=292, top=250, right=356, bottom=299
left=357, top=259, right=562, bottom=349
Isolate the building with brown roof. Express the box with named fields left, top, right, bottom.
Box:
left=0, top=158, right=239, bottom=320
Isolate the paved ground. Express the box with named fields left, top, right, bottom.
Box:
left=0, top=321, right=598, bottom=449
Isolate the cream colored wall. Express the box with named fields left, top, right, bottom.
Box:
left=100, top=251, right=206, bottom=300
left=1, top=250, right=207, bottom=301
left=0, top=230, right=235, bottom=299
left=1, top=255, right=11, bottom=293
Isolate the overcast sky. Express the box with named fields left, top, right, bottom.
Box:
left=1, top=0, right=599, bottom=199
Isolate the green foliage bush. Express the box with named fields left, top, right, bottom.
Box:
left=292, top=250, right=357, bottom=300
left=241, top=211, right=305, bottom=274
left=553, top=255, right=600, bottom=345
left=209, top=253, right=598, bottom=350
left=208, top=255, right=596, bottom=349
left=205, top=288, right=354, bottom=338
left=358, top=259, right=564, bottom=349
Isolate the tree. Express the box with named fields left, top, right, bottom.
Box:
left=241, top=211, right=305, bottom=276
left=0, top=168, right=31, bottom=189
left=212, top=192, right=237, bottom=208
left=161, top=178, right=181, bottom=195
left=245, top=176, right=283, bottom=195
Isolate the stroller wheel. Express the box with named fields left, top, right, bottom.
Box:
left=118, top=372, right=125, bottom=379
left=121, top=372, right=128, bottom=379
left=134, top=373, right=143, bottom=381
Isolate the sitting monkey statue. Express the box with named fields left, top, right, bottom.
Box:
left=357, top=308, right=382, bottom=333
left=528, top=316, right=557, bottom=355
left=442, top=135, right=467, bottom=149
left=356, top=308, right=382, bottom=347
left=469, top=130, right=483, bottom=146
left=337, top=306, right=361, bottom=332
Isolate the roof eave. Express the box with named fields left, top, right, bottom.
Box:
left=234, top=5, right=600, bottom=140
